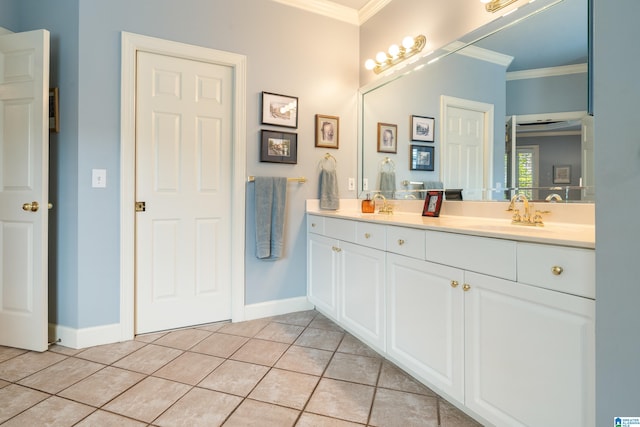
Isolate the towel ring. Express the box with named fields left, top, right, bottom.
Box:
left=319, top=152, right=337, bottom=171
left=380, top=156, right=395, bottom=172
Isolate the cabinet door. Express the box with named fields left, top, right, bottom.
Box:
left=464, top=272, right=595, bottom=427
left=386, top=253, right=465, bottom=401
left=339, top=241, right=386, bottom=352
left=308, top=233, right=339, bottom=319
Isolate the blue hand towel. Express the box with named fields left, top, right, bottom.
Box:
left=319, top=168, right=339, bottom=210
left=379, top=171, right=396, bottom=199
left=254, top=177, right=287, bottom=260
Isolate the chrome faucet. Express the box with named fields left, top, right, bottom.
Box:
left=373, top=193, right=393, bottom=214
left=507, top=193, right=545, bottom=226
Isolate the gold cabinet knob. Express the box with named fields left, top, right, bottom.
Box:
left=332, top=246, right=342, bottom=253
left=311, top=223, right=316, bottom=227
left=364, top=233, right=371, bottom=239
left=22, top=201, right=39, bottom=212
left=398, top=239, right=405, bottom=246
left=451, top=280, right=459, bottom=288
left=463, top=284, right=471, bottom=292
left=551, top=266, right=564, bottom=276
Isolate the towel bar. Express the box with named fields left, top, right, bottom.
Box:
left=247, top=176, right=307, bottom=183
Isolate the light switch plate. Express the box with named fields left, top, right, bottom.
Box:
left=92, top=169, right=107, bottom=188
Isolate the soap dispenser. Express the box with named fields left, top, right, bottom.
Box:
left=361, top=193, right=375, bottom=213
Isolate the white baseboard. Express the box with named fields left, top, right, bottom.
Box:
left=48, top=298, right=314, bottom=349
left=49, top=322, right=123, bottom=350
left=243, top=296, right=314, bottom=321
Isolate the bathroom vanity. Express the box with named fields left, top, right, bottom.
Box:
left=306, top=200, right=595, bottom=427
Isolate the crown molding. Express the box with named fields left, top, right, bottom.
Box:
left=270, top=0, right=391, bottom=25
left=446, top=40, right=514, bottom=67
left=271, top=0, right=359, bottom=24
left=359, top=0, right=393, bottom=24
left=507, top=63, right=588, bottom=80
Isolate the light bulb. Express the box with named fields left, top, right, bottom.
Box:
left=364, top=59, right=376, bottom=70
left=375, top=51, right=388, bottom=63
left=388, top=44, right=400, bottom=58
left=402, top=36, right=414, bottom=50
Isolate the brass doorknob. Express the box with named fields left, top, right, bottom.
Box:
left=22, top=201, right=39, bottom=212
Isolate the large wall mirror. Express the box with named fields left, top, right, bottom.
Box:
left=358, top=0, right=591, bottom=202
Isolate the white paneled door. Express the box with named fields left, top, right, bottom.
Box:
left=441, top=96, right=493, bottom=201
left=135, top=51, right=233, bottom=334
left=0, top=30, right=50, bottom=351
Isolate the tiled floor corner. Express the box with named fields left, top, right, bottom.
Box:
left=0, top=310, right=482, bottom=426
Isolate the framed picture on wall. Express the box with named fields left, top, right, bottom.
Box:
left=411, top=115, right=434, bottom=142
left=409, top=145, right=434, bottom=171
left=553, top=165, right=571, bottom=184
left=260, top=130, right=298, bottom=164
left=377, top=122, right=397, bottom=153
left=261, top=91, right=298, bottom=128
left=315, top=114, right=339, bottom=149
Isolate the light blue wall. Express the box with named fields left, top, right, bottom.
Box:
left=593, top=0, right=640, bottom=423
left=3, top=0, right=359, bottom=328
left=506, top=72, right=588, bottom=114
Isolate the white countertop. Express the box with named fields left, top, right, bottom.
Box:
left=306, top=200, right=595, bottom=249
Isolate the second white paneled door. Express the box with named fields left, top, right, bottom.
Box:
left=135, top=51, right=232, bottom=334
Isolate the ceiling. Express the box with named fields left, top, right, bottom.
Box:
left=465, top=0, right=587, bottom=71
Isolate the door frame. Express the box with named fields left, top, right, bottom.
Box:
left=119, top=32, right=247, bottom=340
left=440, top=95, right=494, bottom=199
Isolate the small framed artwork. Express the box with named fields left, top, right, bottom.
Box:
left=411, top=115, right=434, bottom=142
left=422, top=190, right=444, bottom=217
left=49, top=88, right=59, bottom=133
left=261, top=91, right=298, bottom=128
left=377, top=122, right=397, bottom=153
left=260, top=130, right=298, bottom=164
left=410, top=145, right=434, bottom=171
left=315, top=114, right=339, bottom=149
left=553, top=165, right=571, bottom=184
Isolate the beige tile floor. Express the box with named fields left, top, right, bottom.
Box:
left=0, top=310, right=482, bottom=426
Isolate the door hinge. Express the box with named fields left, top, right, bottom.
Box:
left=135, top=201, right=146, bottom=212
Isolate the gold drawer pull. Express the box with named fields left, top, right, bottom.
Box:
left=364, top=233, right=371, bottom=239
left=398, top=239, right=405, bottom=246
left=463, top=284, right=471, bottom=292
left=551, top=266, right=564, bottom=276
left=332, top=246, right=342, bottom=253
left=451, top=280, right=459, bottom=288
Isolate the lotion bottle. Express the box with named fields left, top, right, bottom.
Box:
left=361, top=193, right=375, bottom=213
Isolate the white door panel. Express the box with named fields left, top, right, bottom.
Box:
left=441, top=96, right=494, bottom=201
left=135, top=51, right=232, bottom=333
left=0, top=30, right=50, bottom=351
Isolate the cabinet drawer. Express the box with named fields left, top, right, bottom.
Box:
left=324, top=217, right=357, bottom=242
left=386, top=226, right=425, bottom=259
left=517, top=243, right=595, bottom=299
left=307, top=215, right=325, bottom=235
left=425, top=231, right=516, bottom=280
left=356, top=222, right=386, bottom=250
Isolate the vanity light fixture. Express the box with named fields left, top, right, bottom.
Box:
left=364, top=34, right=427, bottom=74
left=482, top=0, right=518, bottom=13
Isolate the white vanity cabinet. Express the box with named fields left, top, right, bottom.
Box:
left=386, top=253, right=465, bottom=401
left=464, top=271, right=595, bottom=427
left=307, top=212, right=595, bottom=427
left=307, top=215, right=386, bottom=352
